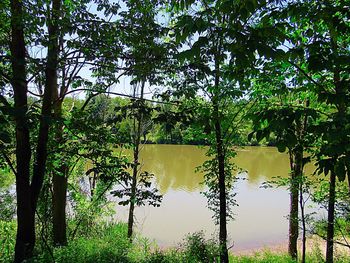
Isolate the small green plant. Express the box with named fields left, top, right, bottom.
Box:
left=143, top=250, right=170, bottom=263
left=182, top=231, right=220, bottom=263
left=51, top=223, right=131, bottom=263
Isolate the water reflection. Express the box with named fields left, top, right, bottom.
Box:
left=115, top=145, right=317, bottom=251
left=137, top=145, right=317, bottom=191
left=139, top=145, right=207, bottom=193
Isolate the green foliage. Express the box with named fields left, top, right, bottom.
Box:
left=39, top=223, right=131, bottom=263
left=181, top=231, right=220, bottom=263
left=143, top=250, right=171, bottom=263
left=0, top=191, right=15, bottom=221
left=231, top=248, right=350, bottom=263
left=199, top=147, right=239, bottom=223
left=111, top=171, right=162, bottom=207
left=0, top=221, right=16, bottom=262
left=231, top=251, right=297, bottom=263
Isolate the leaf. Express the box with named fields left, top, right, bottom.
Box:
left=277, top=143, right=286, bottom=153
left=256, top=130, right=263, bottom=142
left=335, top=160, right=346, bottom=182
left=0, top=131, right=11, bottom=144
left=247, top=131, right=254, bottom=142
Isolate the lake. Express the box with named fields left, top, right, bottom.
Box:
left=113, top=145, right=320, bottom=252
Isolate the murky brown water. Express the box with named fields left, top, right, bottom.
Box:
left=113, top=145, right=318, bottom=251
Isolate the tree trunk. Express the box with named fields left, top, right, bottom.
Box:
left=326, top=171, right=336, bottom=263
left=288, top=148, right=303, bottom=260
left=128, top=81, right=145, bottom=239
left=216, top=118, right=228, bottom=263
left=212, top=45, right=228, bottom=262
left=11, top=0, right=61, bottom=260
left=212, top=97, right=228, bottom=263
left=288, top=165, right=299, bottom=260
left=325, top=37, right=344, bottom=263
left=31, top=0, right=61, bottom=211
left=10, top=0, right=36, bottom=261
left=128, top=151, right=138, bottom=238
left=52, top=171, right=68, bottom=246
left=300, top=181, right=306, bottom=263
left=51, top=41, right=69, bottom=244
left=347, top=160, right=350, bottom=195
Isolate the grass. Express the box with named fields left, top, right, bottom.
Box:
left=1, top=221, right=350, bottom=263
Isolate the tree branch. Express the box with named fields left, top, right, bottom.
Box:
left=1, top=152, right=17, bottom=176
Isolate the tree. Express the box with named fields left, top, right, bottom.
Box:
left=250, top=90, right=317, bottom=262
left=269, top=1, right=350, bottom=262
left=8, top=0, right=61, bottom=260
left=6, top=0, right=122, bottom=258
left=49, top=0, right=122, bottom=246
left=169, top=1, right=272, bottom=261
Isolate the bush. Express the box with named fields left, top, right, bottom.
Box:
left=42, top=223, right=131, bottom=263
left=143, top=250, right=171, bottom=263
left=181, top=231, right=220, bottom=263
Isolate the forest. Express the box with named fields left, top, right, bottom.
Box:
left=0, top=0, right=350, bottom=262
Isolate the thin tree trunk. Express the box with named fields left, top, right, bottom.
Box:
left=346, top=161, right=350, bottom=194
left=31, top=0, right=61, bottom=211
left=288, top=100, right=307, bottom=261
left=128, top=81, right=145, bottom=239
left=10, top=0, right=35, bottom=261
left=326, top=171, right=336, bottom=263
left=212, top=43, right=228, bottom=262
left=299, top=172, right=306, bottom=263
left=52, top=172, right=68, bottom=246
left=214, top=112, right=229, bottom=263
left=51, top=46, right=68, bottom=245
left=52, top=112, right=68, bottom=246
left=299, top=100, right=309, bottom=263
left=325, top=36, right=343, bottom=263
left=288, top=152, right=299, bottom=260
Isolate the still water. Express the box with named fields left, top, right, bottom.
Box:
left=113, top=145, right=317, bottom=252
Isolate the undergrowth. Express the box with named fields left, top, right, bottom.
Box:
left=1, top=221, right=350, bottom=263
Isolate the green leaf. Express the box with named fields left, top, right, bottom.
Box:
left=335, top=161, right=346, bottom=182
left=247, top=131, right=254, bottom=142
left=277, top=143, right=286, bottom=153
left=0, top=131, right=11, bottom=144
left=256, top=130, right=263, bottom=142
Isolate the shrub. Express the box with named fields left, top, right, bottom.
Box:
left=51, top=223, right=131, bottom=263
left=181, top=231, right=220, bottom=263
